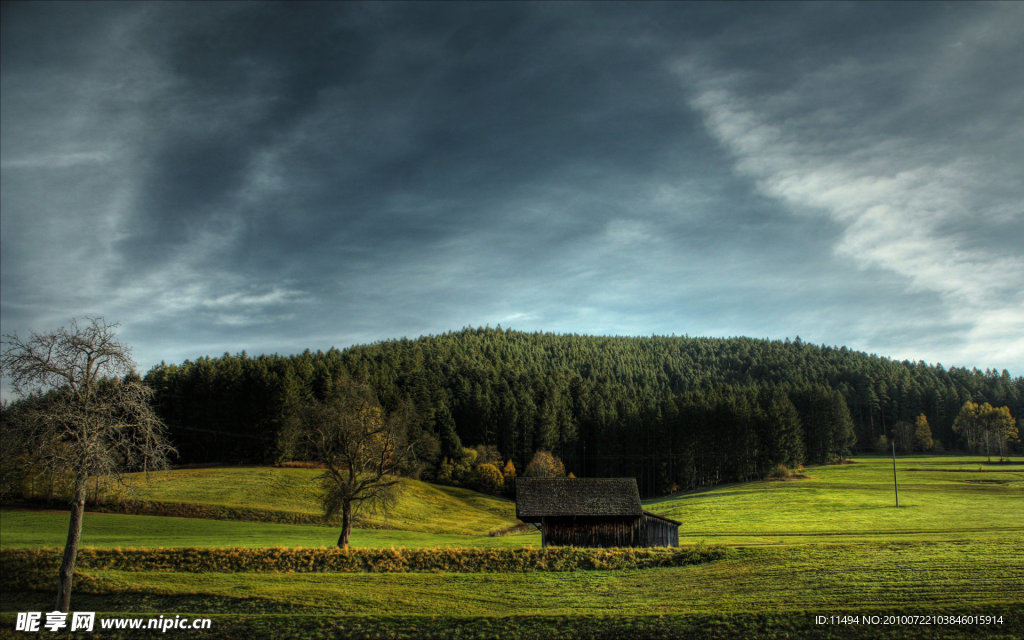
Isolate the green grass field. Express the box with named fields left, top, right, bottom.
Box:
left=1, top=455, right=1022, bottom=639
left=649, top=455, right=1024, bottom=544
left=109, top=467, right=521, bottom=535
left=0, top=510, right=537, bottom=550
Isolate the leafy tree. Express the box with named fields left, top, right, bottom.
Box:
left=953, top=401, right=983, bottom=452
left=1, top=318, right=174, bottom=612
left=501, top=459, right=517, bottom=485
left=951, top=401, right=1013, bottom=458
left=523, top=450, right=565, bottom=477
left=978, top=404, right=1017, bottom=460
left=472, top=443, right=503, bottom=467
left=892, top=420, right=914, bottom=453
left=500, top=459, right=517, bottom=496
left=913, top=413, right=934, bottom=451
left=450, top=447, right=479, bottom=484
left=305, top=380, right=413, bottom=549
left=472, top=463, right=504, bottom=495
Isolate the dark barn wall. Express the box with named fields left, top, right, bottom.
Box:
left=542, top=514, right=679, bottom=548
left=640, top=514, right=679, bottom=547
left=543, top=516, right=641, bottom=548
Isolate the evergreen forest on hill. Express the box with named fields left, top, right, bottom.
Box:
left=142, top=329, right=1023, bottom=496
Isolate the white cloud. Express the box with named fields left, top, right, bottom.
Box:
left=683, top=23, right=1024, bottom=369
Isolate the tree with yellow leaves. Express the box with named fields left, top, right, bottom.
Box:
left=472, top=462, right=505, bottom=495
left=523, top=450, right=565, bottom=477
left=953, top=401, right=1019, bottom=461
left=913, top=413, right=934, bottom=451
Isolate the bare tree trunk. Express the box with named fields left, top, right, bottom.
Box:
left=337, top=500, right=352, bottom=550
left=56, top=473, right=87, bottom=612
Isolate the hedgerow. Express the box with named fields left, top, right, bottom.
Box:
left=10, top=498, right=365, bottom=528
left=0, top=545, right=728, bottom=586
left=87, top=500, right=341, bottom=526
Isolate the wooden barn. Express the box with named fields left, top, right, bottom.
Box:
left=515, top=477, right=680, bottom=548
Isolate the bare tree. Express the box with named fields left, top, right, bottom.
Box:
left=1, top=318, right=174, bottom=612
left=305, top=380, right=414, bottom=549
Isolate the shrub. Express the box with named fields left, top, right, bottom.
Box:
left=472, top=463, right=504, bottom=495
left=275, top=461, right=327, bottom=469
left=767, top=463, right=790, bottom=479
left=874, top=434, right=889, bottom=452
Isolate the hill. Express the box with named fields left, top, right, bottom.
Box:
left=2, top=466, right=525, bottom=550
left=106, top=467, right=520, bottom=536
left=143, top=329, right=1024, bottom=496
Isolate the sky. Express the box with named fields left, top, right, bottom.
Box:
left=2, top=1, right=1023, bottom=384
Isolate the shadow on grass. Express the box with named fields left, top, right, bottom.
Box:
left=0, top=589, right=324, bottom=616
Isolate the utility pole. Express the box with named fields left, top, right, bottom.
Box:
left=892, top=438, right=899, bottom=508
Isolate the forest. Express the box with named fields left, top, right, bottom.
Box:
left=141, top=328, right=1023, bottom=497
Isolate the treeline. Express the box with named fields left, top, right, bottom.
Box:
left=142, top=328, right=1023, bottom=496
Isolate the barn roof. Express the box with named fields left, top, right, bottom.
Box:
left=642, top=510, right=683, bottom=526
left=515, top=477, right=643, bottom=519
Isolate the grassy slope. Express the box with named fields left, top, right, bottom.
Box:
left=1, top=467, right=529, bottom=549
left=114, top=467, right=519, bottom=535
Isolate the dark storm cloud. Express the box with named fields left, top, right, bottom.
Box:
left=101, top=2, right=723, bottom=298
left=2, top=2, right=1022, bottom=379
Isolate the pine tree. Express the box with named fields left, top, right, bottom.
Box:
left=765, top=390, right=804, bottom=470
left=828, top=390, right=856, bottom=459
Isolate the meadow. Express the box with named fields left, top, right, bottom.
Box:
left=1, top=455, right=1021, bottom=639
left=89, top=467, right=521, bottom=534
